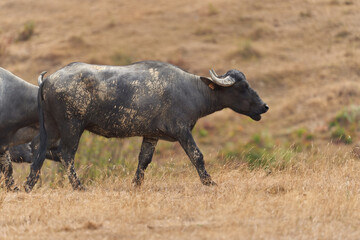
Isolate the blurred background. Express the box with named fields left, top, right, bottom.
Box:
left=1, top=0, right=360, bottom=184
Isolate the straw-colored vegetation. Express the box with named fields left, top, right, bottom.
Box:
left=2, top=144, right=360, bottom=240
left=1, top=0, right=360, bottom=239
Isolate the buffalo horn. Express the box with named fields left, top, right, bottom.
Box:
left=209, top=69, right=235, bottom=87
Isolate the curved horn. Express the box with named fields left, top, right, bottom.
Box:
left=37, top=71, right=47, bottom=86
left=209, top=69, right=236, bottom=87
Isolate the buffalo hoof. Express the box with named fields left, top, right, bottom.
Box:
left=24, top=184, right=33, bottom=193
left=77, top=185, right=86, bottom=191
left=6, top=185, right=20, bottom=192
left=73, top=184, right=86, bottom=191
left=132, top=178, right=143, bottom=188
left=24, top=174, right=40, bottom=193
left=201, top=178, right=217, bottom=186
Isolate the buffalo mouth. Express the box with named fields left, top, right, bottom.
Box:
left=250, top=114, right=262, bottom=121
left=249, top=106, right=268, bottom=121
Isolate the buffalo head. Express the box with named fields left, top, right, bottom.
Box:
left=209, top=69, right=268, bottom=121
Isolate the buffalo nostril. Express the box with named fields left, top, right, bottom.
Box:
left=264, top=104, right=269, bottom=111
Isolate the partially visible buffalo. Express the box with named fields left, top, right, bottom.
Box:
left=25, top=61, right=268, bottom=191
left=0, top=68, right=59, bottom=190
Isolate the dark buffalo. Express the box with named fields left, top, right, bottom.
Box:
left=25, top=61, right=268, bottom=191
left=0, top=67, right=59, bottom=190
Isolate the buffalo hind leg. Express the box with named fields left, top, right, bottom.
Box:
left=57, top=122, right=84, bottom=190
left=132, top=137, right=158, bottom=186
left=178, top=130, right=216, bottom=186
left=29, top=135, right=61, bottom=162
left=59, top=147, right=84, bottom=190
left=25, top=119, right=81, bottom=192
left=25, top=122, right=60, bottom=192
left=0, top=151, right=18, bottom=191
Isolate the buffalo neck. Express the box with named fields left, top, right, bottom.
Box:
left=192, top=76, right=225, bottom=119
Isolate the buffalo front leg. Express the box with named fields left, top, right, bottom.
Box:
left=132, top=137, right=158, bottom=186
left=0, top=151, right=18, bottom=191
left=178, top=130, right=216, bottom=186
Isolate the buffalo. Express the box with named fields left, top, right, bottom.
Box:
left=0, top=67, right=59, bottom=190
left=25, top=61, right=268, bottom=191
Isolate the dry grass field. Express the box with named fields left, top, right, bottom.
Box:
left=1, top=0, right=360, bottom=239
left=2, top=146, right=360, bottom=239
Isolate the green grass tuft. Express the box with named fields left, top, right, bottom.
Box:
left=111, top=51, right=132, bottom=66
left=17, top=21, right=35, bottom=42
left=328, top=106, right=360, bottom=144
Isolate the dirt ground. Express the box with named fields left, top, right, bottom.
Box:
left=1, top=0, right=360, bottom=239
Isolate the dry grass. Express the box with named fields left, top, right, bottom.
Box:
left=1, top=146, right=360, bottom=239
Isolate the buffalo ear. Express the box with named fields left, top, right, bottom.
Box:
left=200, top=76, right=217, bottom=90
left=200, top=76, right=212, bottom=83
